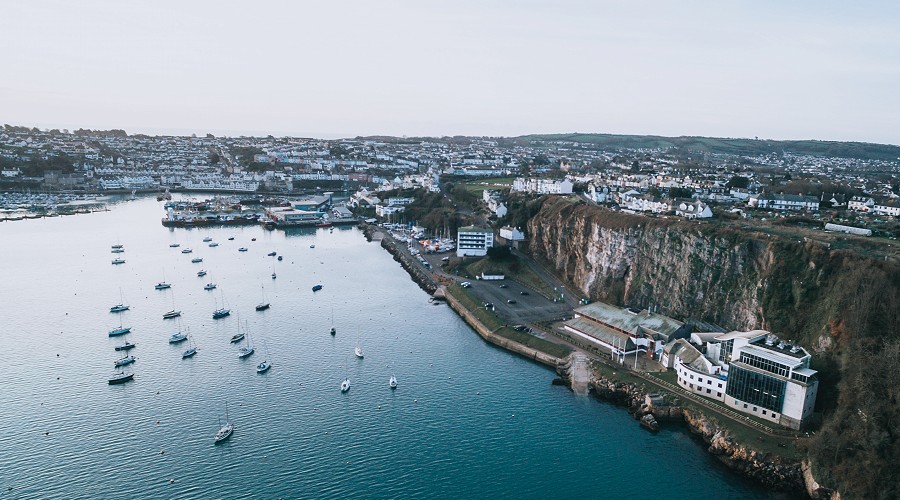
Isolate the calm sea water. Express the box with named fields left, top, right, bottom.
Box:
left=0, top=197, right=776, bottom=499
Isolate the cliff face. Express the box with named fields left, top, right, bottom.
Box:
left=529, top=198, right=900, bottom=498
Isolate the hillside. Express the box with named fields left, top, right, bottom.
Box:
left=513, top=133, right=900, bottom=161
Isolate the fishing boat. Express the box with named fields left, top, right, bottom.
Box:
left=108, top=371, right=134, bottom=385
left=197, top=270, right=207, bottom=277
left=340, top=378, right=351, bottom=392
left=312, top=284, right=323, bottom=292
left=204, top=283, right=217, bottom=290
left=114, top=355, right=135, bottom=367
left=255, top=285, right=270, bottom=311
left=389, top=375, right=398, bottom=389
left=114, top=341, right=135, bottom=351
left=191, top=257, right=203, bottom=263
left=111, top=258, right=125, bottom=265
left=214, top=403, right=234, bottom=444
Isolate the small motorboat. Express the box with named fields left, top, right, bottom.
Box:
left=238, top=247, right=248, bottom=252
left=228, top=236, right=235, bottom=241
left=251, top=238, right=256, bottom=241
left=191, top=257, right=203, bottom=263
left=267, top=251, right=276, bottom=257
left=256, top=360, right=271, bottom=373
left=312, top=284, right=323, bottom=292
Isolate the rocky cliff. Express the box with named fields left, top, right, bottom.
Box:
left=529, top=198, right=900, bottom=498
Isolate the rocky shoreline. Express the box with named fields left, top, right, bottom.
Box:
left=570, top=367, right=838, bottom=499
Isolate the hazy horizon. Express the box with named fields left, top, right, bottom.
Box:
left=3, top=1, right=899, bottom=145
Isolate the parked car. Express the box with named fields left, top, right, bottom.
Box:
left=507, top=299, right=517, bottom=304
left=519, top=291, right=529, bottom=295
left=499, top=284, right=508, bottom=288
left=461, top=282, right=471, bottom=288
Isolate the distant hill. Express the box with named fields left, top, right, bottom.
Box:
left=513, top=133, right=900, bottom=161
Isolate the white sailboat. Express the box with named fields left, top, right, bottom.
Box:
left=389, top=375, right=398, bottom=389
left=155, top=268, right=172, bottom=290
left=214, top=402, right=234, bottom=444
left=238, top=321, right=255, bottom=358
left=110, top=288, right=130, bottom=313
left=256, top=337, right=271, bottom=373
left=354, top=332, right=364, bottom=359
left=340, top=378, right=351, bottom=392
left=182, top=331, right=197, bottom=358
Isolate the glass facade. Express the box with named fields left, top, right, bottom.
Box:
left=725, top=365, right=786, bottom=412
left=719, top=339, right=734, bottom=364
left=738, top=352, right=789, bottom=378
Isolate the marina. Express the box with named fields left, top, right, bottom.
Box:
left=0, top=196, right=771, bottom=499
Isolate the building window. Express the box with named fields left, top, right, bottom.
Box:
left=762, top=410, right=767, bottom=416
left=717, top=383, right=722, bottom=388
left=753, top=407, right=757, bottom=412
left=743, top=403, right=748, bottom=409
left=707, top=380, right=711, bottom=385
left=689, top=374, right=693, bottom=380
left=706, top=389, right=711, bottom=394
left=725, top=366, right=787, bottom=413
left=717, top=392, right=721, bottom=398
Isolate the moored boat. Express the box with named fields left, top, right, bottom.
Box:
left=110, top=304, right=129, bottom=313
left=114, top=355, right=135, bottom=367
left=155, top=282, right=172, bottom=290
left=111, top=258, right=125, bottom=265
left=213, top=308, right=230, bottom=319
left=340, top=378, right=351, bottom=392
left=114, top=341, right=136, bottom=351
left=169, top=331, right=188, bottom=343
left=204, top=283, right=217, bottom=290
left=163, top=310, right=181, bottom=319
left=108, top=326, right=131, bottom=336
left=312, top=284, right=323, bottom=292
left=191, top=257, right=203, bottom=263
left=389, top=375, right=398, bottom=389
left=256, top=360, right=271, bottom=373
left=108, top=371, right=134, bottom=385
left=197, top=270, right=207, bottom=277
left=181, top=248, right=192, bottom=254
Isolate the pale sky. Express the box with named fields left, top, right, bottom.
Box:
left=2, top=1, right=899, bottom=144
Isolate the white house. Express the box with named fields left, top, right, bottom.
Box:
left=511, top=177, right=573, bottom=195
left=873, top=200, right=900, bottom=217
left=675, top=200, right=713, bottom=219
left=499, top=226, right=525, bottom=241
left=456, top=226, right=494, bottom=257
left=848, top=196, right=875, bottom=213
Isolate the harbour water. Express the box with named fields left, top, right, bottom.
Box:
left=0, top=197, right=775, bottom=498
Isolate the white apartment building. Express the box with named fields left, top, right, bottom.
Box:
left=848, top=196, right=875, bottom=212
left=456, top=226, right=494, bottom=257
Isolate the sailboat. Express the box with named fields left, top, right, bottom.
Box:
left=109, top=288, right=129, bottom=312
left=114, top=354, right=136, bottom=367
left=182, top=331, right=197, bottom=358
left=255, top=285, right=270, bottom=311
left=330, top=305, right=336, bottom=336
left=256, top=337, right=271, bottom=373
left=214, top=403, right=234, bottom=444
left=389, top=375, right=398, bottom=389
left=354, top=333, right=364, bottom=359
left=169, top=319, right=188, bottom=343
left=155, top=268, right=172, bottom=290
left=238, top=321, right=255, bottom=358
left=108, top=370, right=134, bottom=385
left=213, top=291, right=230, bottom=319
left=114, top=339, right=136, bottom=351
left=340, top=378, right=351, bottom=392
left=230, top=315, right=245, bottom=343
left=108, top=312, right=131, bottom=336
left=163, top=291, right=181, bottom=319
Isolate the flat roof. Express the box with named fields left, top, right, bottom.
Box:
left=740, top=345, right=805, bottom=368
left=749, top=336, right=809, bottom=359
left=457, top=226, right=493, bottom=233
left=714, top=330, right=768, bottom=342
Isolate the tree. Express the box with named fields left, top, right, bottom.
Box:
left=487, top=245, right=512, bottom=260
left=726, top=175, right=750, bottom=189
left=669, top=187, right=694, bottom=199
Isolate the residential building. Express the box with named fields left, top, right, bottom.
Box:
left=456, top=226, right=494, bottom=257
left=848, top=196, right=875, bottom=212
left=675, top=200, right=713, bottom=219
